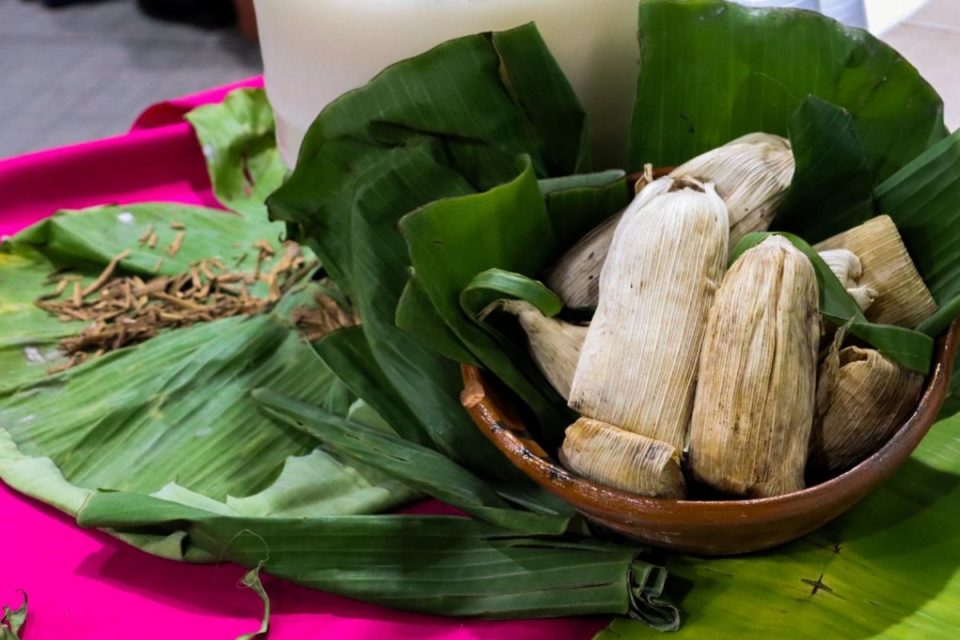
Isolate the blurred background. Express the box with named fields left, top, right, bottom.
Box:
left=0, top=0, right=956, bottom=159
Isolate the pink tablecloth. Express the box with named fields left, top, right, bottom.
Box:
left=0, top=79, right=608, bottom=640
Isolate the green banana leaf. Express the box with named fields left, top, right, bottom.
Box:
left=268, top=23, right=587, bottom=299
left=460, top=269, right=564, bottom=320
left=266, top=24, right=592, bottom=487
left=395, top=275, right=481, bottom=366
left=302, top=24, right=588, bottom=182
left=400, top=159, right=573, bottom=443
left=0, top=200, right=307, bottom=386
left=600, top=414, right=960, bottom=639
left=730, top=232, right=934, bottom=374
left=312, top=326, right=431, bottom=446
left=186, top=87, right=288, bottom=218
left=629, top=0, right=946, bottom=182
left=771, top=97, right=876, bottom=241
left=0, top=593, right=26, bottom=640
left=254, top=388, right=572, bottom=534
left=0, top=205, right=418, bottom=560
left=12, top=202, right=287, bottom=280
left=0, top=246, right=84, bottom=390
left=539, top=170, right=631, bottom=251
left=76, top=490, right=677, bottom=627
left=875, top=130, right=960, bottom=338
left=0, top=289, right=417, bottom=531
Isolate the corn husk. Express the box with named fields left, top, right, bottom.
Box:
left=569, top=177, right=729, bottom=450
left=543, top=173, right=671, bottom=309
left=689, top=236, right=820, bottom=498
left=819, top=249, right=862, bottom=287
left=814, top=215, right=937, bottom=327
left=846, top=285, right=878, bottom=312
left=817, top=249, right=876, bottom=311
left=559, top=417, right=685, bottom=498
left=545, top=133, right=792, bottom=308
left=673, top=132, right=794, bottom=245
left=810, top=346, right=924, bottom=473
left=497, top=299, right=587, bottom=400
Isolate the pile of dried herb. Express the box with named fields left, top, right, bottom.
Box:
left=34, top=238, right=318, bottom=370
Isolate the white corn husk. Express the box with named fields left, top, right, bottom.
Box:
left=559, top=417, right=685, bottom=498
left=672, top=132, right=794, bottom=246
left=545, top=133, right=792, bottom=308
left=543, top=173, right=671, bottom=309
left=810, top=346, right=924, bottom=473
left=815, top=215, right=937, bottom=327
left=689, top=236, right=820, bottom=498
left=568, top=177, right=729, bottom=450
left=819, top=249, right=862, bottom=287
left=497, top=299, right=587, bottom=400
left=818, top=249, right=876, bottom=311
left=846, top=285, right=878, bottom=312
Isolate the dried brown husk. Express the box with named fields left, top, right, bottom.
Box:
left=689, top=236, right=820, bottom=498
left=673, top=132, right=793, bottom=246
left=810, top=346, right=924, bottom=473
left=559, top=417, right=685, bottom=498
left=569, top=177, right=729, bottom=450
left=543, top=167, right=666, bottom=309
left=544, top=134, right=791, bottom=308
left=814, top=215, right=937, bottom=327
left=496, top=299, right=587, bottom=400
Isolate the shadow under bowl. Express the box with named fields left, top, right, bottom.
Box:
left=460, top=322, right=959, bottom=556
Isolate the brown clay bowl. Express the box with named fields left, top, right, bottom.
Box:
left=460, top=320, right=957, bottom=555
left=459, top=167, right=959, bottom=554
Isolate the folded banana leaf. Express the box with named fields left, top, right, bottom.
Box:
left=254, top=388, right=572, bottom=534
left=267, top=24, right=590, bottom=490
left=76, top=490, right=678, bottom=628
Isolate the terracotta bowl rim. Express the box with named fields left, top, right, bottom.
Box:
left=461, top=319, right=959, bottom=514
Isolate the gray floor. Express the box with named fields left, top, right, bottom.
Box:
left=0, top=0, right=261, bottom=159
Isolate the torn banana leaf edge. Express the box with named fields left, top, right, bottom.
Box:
left=0, top=592, right=27, bottom=640
left=186, top=87, right=288, bottom=218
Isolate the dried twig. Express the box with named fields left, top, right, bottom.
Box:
left=167, top=230, right=186, bottom=257
left=82, top=249, right=131, bottom=297
left=36, top=242, right=342, bottom=371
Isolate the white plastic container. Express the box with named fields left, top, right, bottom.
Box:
left=253, top=0, right=642, bottom=168
left=819, top=0, right=867, bottom=28
left=254, top=0, right=888, bottom=169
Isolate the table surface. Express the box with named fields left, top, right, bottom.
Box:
left=0, top=79, right=608, bottom=640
